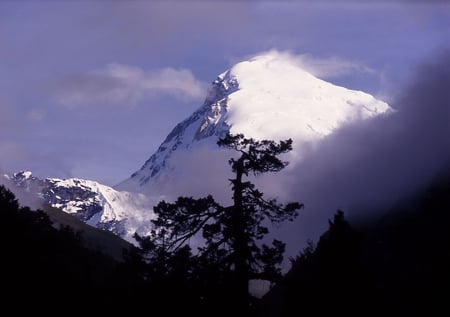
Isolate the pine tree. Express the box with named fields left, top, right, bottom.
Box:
left=147, top=133, right=303, bottom=310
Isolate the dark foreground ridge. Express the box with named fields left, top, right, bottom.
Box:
left=1, top=169, right=449, bottom=315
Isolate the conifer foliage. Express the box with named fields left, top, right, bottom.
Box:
left=146, top=133, right=303, bottom=309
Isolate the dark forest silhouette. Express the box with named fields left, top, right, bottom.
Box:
left=260, top=172, right=450, bottom=316
left=1, top=135, right=449, bottom=315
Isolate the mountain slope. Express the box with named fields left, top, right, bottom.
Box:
left=4, top=171, right=155, bottom=241
left=117, top=52, right=390, bottom=193
left=3, top=52, right=391, bottom=245
left=42, top=204, right=133, bottom=261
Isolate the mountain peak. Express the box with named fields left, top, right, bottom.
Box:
left=226, top=52, right=389, bottom=140
left=117, top=54, right=391, bottom=191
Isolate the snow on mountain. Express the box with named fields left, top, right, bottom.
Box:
left=5, top=171, right=156, bottom=242
left=117, top=52, right=391, bottom=193
left=46, top=177, right=153, bottom=237
left=3, top=52, right=392, bottom=245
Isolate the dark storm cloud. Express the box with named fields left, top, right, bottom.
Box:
left=151, top=51, right=450, bottom=261
left=271, top=51, right=450, bottom=256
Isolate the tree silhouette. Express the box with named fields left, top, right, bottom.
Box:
left=263, top=210, right=368, bottom=317
left=147, top=133, right=303, bottom=311
left=0, top=185, right=147, bottom=313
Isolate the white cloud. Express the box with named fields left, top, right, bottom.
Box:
left=57, top=64, right=207, bottom=108
left=252, top=50, right=377, bottom=79
left=296, top=54, right=377, bottom=78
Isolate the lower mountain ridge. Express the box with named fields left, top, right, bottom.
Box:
left=3, top=171, right=155, bottom=242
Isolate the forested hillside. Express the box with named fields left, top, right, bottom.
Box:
left=260, top=172, right=450, bottom=316
left=2, top=169, right=449, bottom=315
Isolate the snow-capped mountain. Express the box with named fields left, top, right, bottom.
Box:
left=4, top=171, right=154, bottom=241
left=3, top=52, right=392, bottom=244
left=117, top=52, right=391, bottom=192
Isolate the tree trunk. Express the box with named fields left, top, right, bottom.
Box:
left=232, top=157, right=249, bottom=311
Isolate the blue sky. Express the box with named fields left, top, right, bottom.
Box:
left=0, top=1, right=448, bottom=185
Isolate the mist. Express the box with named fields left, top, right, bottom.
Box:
left=161, top=52, right=450, bottom=259
left=5, top=52, right=447, bottom=262
left=274, top=51, right=450, bottom=255
left=0, top=171, right=45, bottom=211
